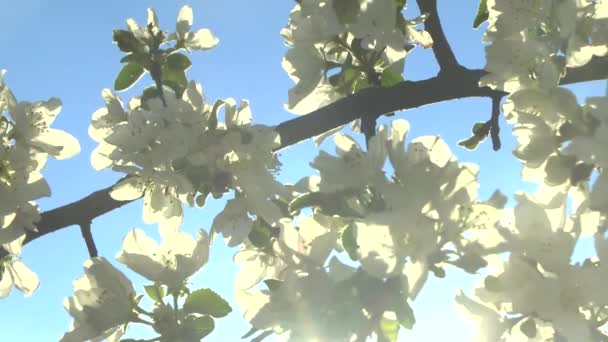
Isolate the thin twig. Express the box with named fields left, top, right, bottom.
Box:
left=489, top=94, right=502, bottom=151
left=361, top=114, right=378, bottom=147
left=79, top=221, right=98, bottom=258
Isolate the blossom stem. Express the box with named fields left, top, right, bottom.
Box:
left=131, top=316, right=154, bottom=326
left=173, top=293, right=180, bottom=323
left=134, top=304, right=154, bottom=318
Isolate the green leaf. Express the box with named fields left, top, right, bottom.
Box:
left=454, top=252, right=488, bottom=274
left=457, top=136, right=483, bottom=150
left=520, top=317, right=537, bottom=338
left=195, top=193, right=208, bottom=207
left=379, top=319, right=400, bottom=342
left=180, top=315, right=215, bottom=341
left=473, top=0, right=489, bottom=29
left=332, top=0, right=360, bottom=25
left=381, top=68, right=404, bottom=87
left=458, top=122, right=490, bottom=150
left=166, top=53, right=192, bottom=71
left=351, top=74, right=370, bottom=93
left=144, top=284, right=165, bottom=303
left=161, top=64, right=188, bottom=98
left=429, top=265, right=446, bottom=278
left=289, top=192, right=323, bottom=213
left=570, top=162, right=595, bottom=185
left=113, top=30, right=142, bottom=53
left=484, top=275, right=502, bottom=292
left=342, top=67, right=362, bottom=84
left=141, top=86, right=163, bottom=106
left=114, top=63, right=145, bottom=91
left=341, top=224, right=359, bottom=261
left=288, top=190, right=363, bottom=217
left=184, top=289, right=232, bottom=318
left=263, top=279, right=282, bottom=291
left=395, top=299, right=415, bottom=330
left=394, top=0, right=407, bottom=11
left=472, top=122, right=487, bottom=135
left=248, top=219, right=273, bottom=248
left=120, top=53, right=152, bottom=69
left=241, top=327, right=259, bottom=339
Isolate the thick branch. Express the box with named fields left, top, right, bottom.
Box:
left=1, top=56, right=606, bottom=259
left=416, top=0, right=460, bottom=72
left=275, top=67, right=493, bottom=149
left=275, top=57, right=608, bottom=149
left=0, top=185, right=133, bottom=258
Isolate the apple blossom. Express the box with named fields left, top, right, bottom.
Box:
left=60, top=257, right=135, bottom=342
left=116, top=228, right=209, bottom=293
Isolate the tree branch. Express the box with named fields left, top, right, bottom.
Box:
left=489, top=94, right=502, bottom=151
left=79, top=221, right=98, bottom=258
left=0, top=185, right=133, bottom=258
left=415, top=0, right=461, bottom=73
left=1, top=56, right=606, bottom=259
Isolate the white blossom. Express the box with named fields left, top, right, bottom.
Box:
left=116, top=228, right=209, bottom=292
left=60, top=257, right=135, bottom=342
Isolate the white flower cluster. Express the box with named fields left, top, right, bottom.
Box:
left=281, top=0, right=432, bottom=114
left=234, top=120, right=497, bottom=339
left=89, top=83, right=286, bottom=232
left=60, top=228, right=210, bottom=342
left=456, top=1, right=608, bottom=339
left=0, top=70, right=80, bottom=299
left=455, top=190, right=608, bottom=341
left=64, top=7, right=290, bottom=340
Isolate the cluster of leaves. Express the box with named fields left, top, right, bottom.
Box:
left=112, top=7, right=218, bottom=98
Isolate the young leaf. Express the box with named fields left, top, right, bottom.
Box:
left=263, top=279, right=282, bottom=291
left=453, top=252, right=488, bottom=274
left=458, top=121, right=489, bottom=150
left=342, top=224, right=359, bottom=261
left=473, top=0, right=489, bottom=29
left=180, top=315, right=215, bottom=341
left=484, top=275, right=502, bottom=292
left=161, top=64, right=188, bottom=98
left=379, top=318, right=400, bottom=342
left=520, top=317, right=537, bottom=338
left=248, top=219, right=273, bottom=248
left=381, top=68, right=405, bottom=87
left=183, top=288, right=232, bottom=318
left=166, top=53, right=192, bottom=71
left=394, top=0, right=407, bottom=11
left=144, top=284, right=165, bottom=303
left=289, top=190, right=363, bottom=217
left=113, top=30, right=142, bottom=53
left=395, top=299, right=415, bottom=329
left=114, top=63, right=145, bottom=91
left=141, top=86, right=163, bottom=106
left=457, top=135, right=483, bottom=150
left=120, top=52, right=152, bottom=69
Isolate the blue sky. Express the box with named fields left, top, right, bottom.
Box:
left=0, top=1, right=605, bottom=341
